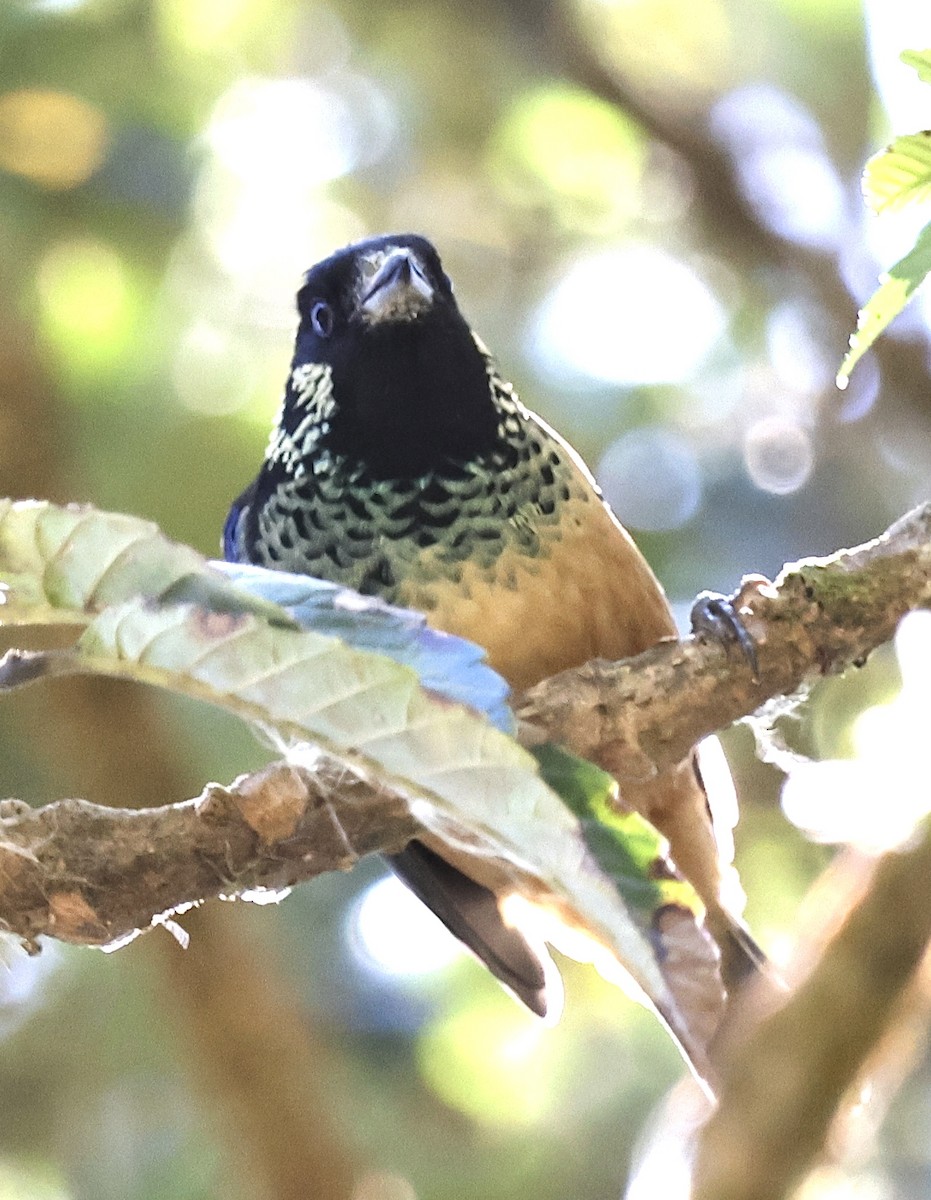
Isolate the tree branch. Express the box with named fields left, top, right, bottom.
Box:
left=0, top=759, right=418, bottom=947
left=515, top=502, right=931, bottom=779
left=0, top=504, right=928, bottom=952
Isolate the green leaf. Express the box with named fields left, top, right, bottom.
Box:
left=532, top=744, right=725, bottom=1050
left=863, top=133, right=931, bottom=214
left=836, top=220, right=931, bottom=389
left=0, top=500, right=719, bottom=1081
left=901, top=48, right=931, bottom=84
left=532, top=745, right=697, bottom=918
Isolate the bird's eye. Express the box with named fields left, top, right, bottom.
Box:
left=310, top=300, right=334, bottom=337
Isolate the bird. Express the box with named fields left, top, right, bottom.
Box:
left=224, top=233, right=761, bottom=1017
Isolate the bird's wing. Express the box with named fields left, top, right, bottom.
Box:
left=223, top=478, right=257, bottom=562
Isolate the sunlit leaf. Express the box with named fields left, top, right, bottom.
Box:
left=862, top=133, right=931, bottom=214
left=836, top=221, right=931, bottom=388
left=532, top=744, right=725, bottom=1049
left=0, top=500, right=719, bottom=1080
left=900, top=48, right=931, bottom=84
left=214, top=560, right=513, bottom=733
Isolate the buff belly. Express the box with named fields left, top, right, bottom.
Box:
left=396, top=491, right=677, bottom=691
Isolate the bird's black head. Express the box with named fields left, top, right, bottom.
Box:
left=284, top=234, right=500, bottom=479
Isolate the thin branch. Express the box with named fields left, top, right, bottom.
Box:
left=515, top=502, right=931, bottom=779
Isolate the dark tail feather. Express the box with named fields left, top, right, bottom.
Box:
left=387, top=841, right=550, bottom=1017
left=711, top=913, right=770, bottom=993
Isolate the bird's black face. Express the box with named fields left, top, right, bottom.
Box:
left=285, top=234, right=500, bottom=479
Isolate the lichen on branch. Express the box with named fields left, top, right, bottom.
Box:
left=515, top=502, right=931, bottom=781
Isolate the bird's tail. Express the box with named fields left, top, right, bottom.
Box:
left=709, top=911, right=771, bottom=993
left=387, top=841, right=551, bottom=1017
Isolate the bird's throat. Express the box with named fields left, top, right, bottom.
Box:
left=321, top=321, right=500, bottom=480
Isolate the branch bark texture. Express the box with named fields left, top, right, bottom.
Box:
left=0, top=503, right=928, bottom=951
left=0, top=760, right=417, bottom=947
left=516, top=502, right=931, bottom=780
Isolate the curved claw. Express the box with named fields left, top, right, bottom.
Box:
left=691, top=591, right=760, bottom=682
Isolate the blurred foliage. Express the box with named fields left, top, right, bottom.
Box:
left=1, top=0, right=930, bottom=1197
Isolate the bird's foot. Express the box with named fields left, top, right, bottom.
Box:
left=691, top=590, right=760, bottom=682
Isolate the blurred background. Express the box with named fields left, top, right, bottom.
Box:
left=1, top=0, right=931, bottom=1196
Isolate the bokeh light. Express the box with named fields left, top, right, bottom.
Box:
left=766, top=302, right=836, bottom=396
left=864, top=0, right=931, bottom=129
left=351, top=1171, right=418, bottom=1200
left=0, top=89, right=108, bottom=189
left=205, top=77, right=358, bottom=187
left=835, top=351, right=880, bottom=424
left=528, top=245, right=727, bottom=387
left=794, top=1166, right=894, bottom=1200
left=155, top=0, right=281, bottom=55
left=625, top=1087, right=708, bottom=1200
left=171, top=320, right=273, bottom=415
left=417, top=1000, right=551, bottom=1127
left=711, top=85, right=846, bottom=250
left=743, top=416, right=814, bottom=495
left=35, top=238, right=136, bottom=374
left=194, top=173, right=365, bottom=299
left=351, top=875, right=464, bottom=977
left=577, top=0, right=734, bottom=101
left=21, top=0, right=91, bottom=10
left=0, top=1160, right=71, bottom=1200
left=0, top=936, right=59, bottom=1039
left=597, top=427, right=702, bottom=531
left=781, top=611, right=931, bottom=851
left=186, top=72, right=388, bottom=308
left=487, top=83, right=645, bottom=233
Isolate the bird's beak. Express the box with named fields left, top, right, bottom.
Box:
left=358, top=247, right=435, bottom=324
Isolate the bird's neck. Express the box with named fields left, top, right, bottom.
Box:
left=316, top=324, right=502, bottom=480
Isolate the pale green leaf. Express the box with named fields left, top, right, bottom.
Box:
left=0, top=500, right=717, bottom=1080
left=837, top=221, right=931, bottom=388
left=901, top=48, right=931, bottom=84
left=863, top=133, right=931, bottom=214
left=532, top=744, right=725, bottom=1054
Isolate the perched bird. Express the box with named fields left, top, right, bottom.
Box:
left=225, top=233, right=759, bottom=1016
